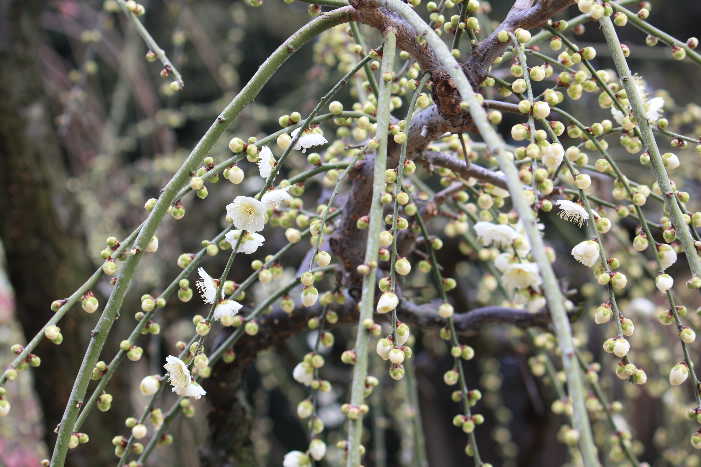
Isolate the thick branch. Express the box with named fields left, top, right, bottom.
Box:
left=422, top=151, right=507, bottom=188
left=466, top=0, right=575, bottom=82
left=213, top=300, right=550, bottom=370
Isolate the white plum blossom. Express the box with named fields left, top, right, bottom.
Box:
left=376, top=291, right=399, bottom=314
left=292, top=362, right=314, bottom=386
left=283, top=450, right=311, bottom=467
left=225, top=230, right=265, bottom=254
left=494, top=252, right=515, bottom=272
left=226, top=196, right=266, bottom=232
left=196, top=267, right=218, bottom=304
left=473, top=221, right=518, bottom=248
left=163, top=356, right=206, bottom=399
left=555, top=200, right=589, bottom=227
left=212, top=299, right=243, bottom=321
left=571, top=240, right=600, bottom=267
left=257, top=146, right=276, bottom=179
left=542, top=143, right=564, bottom=170
left=292, top=127, right=328, bottom=153
left=261, top=188, right=292, bottom=210
left=503, top=262, right=542, bottom=292
left=657, top=244, right=677, bottom=271
left=611, top=76, right=664, bottom=124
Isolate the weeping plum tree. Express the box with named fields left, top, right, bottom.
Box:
left=3, top=0, right=701, bottom=465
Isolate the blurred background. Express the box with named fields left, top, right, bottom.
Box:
left=2, top=1, right=701, bottom=466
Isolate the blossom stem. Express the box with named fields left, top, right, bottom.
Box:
left=575, top=353, right=640, bottom=466
left=136, top=266, right=336, bottom=465
left=414, top=208, right=483, bottom=465
left=259, top=45, right=377, bottom=197
left=403, top=360, right=428, bottom=467
left=346, top=28, right=396, bottom=467
left=0, top=226, right=139, bottom=385
left=373, top=0, right=597, bottom=463
left=350, top=22, right=380, bottom=97
left=599, top=16, right=701, bottom=280
left=114, top=0, right=184, bottom=89
left=499, top=0, right=639, bottom=63
left=389, top=73, right=429, bottom=342
left=49, top=10, right=353, bottom=465
left=610, top=3, right=701, bottom=67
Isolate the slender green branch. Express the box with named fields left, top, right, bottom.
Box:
left=389, top=73, right=428, bottom=342
left=115, top=0, right=184, bottom=88
left=575, top=353, right=640, bottom=466
left=49, top=9, right=353, bottom=466
left=373, top=1, right=598, bottom=464
left=0, top=226, right=140, bottom=385
left=404, top=360, right=428, bottom=467
left=599, top=16, right=701, bottom=280
left=350, top=22, right=380, bottom=97
left=610, top=3, right=701, bottom=67
left=346, top=28, right=396, bottom=467
left=414, top=208, right=483, bottom=465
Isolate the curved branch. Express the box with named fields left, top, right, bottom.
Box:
left=212, top=300, right=550, bottom=370
left=422, top=151, right=507, bottom=188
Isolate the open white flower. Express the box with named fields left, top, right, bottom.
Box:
left=283, top=450, right=311, bottom=467
left=261, top=188, right=292, bottom=210
left=226, top=196, right=266, bottom=232
left=212, top=299, right=243, bottom=321
left=611, top=76, right=664, bottom=124
left=257, top=146, right=276, bottom=179
left=474, top=221, right=518, bottom=248
left=494, top=252, right=515, bottom=272
left=163, top=356, right=206, bottom=399
left=555, top=200, right=589, bottom=227
left=503, top=262, right=542, bottom=292
left=542, top=143, right=564, bottom=170
left=293, top=362, right=314, bottom=386
left=292, top=127, right=328, bottom=153
left=657, top=244, right=677, bottom=271
left=571, top=240, right=600, bottom=267
left=179, top=382, right=206, bottom=399
left=225, top=230, right=265, bottom=254
left=196, top=267, right=218, bottom=304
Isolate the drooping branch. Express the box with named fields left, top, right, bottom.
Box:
left=348, top=1, right=600, bottom=465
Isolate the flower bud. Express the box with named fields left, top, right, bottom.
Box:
left=395, top=257, right=411, bottom=276
left=376, top=292, right=399, bottom=314
left=656, top=274, right=674, bottom=293
left=139, top=376, right=160, bottom=396
left=438, top=303, right=454, bottom=318
left=226, top=166, right=244, bottom=184
left=670, top=362, right=689, bottom=386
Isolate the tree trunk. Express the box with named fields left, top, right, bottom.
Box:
left=0, top=1, right=131, bottom=465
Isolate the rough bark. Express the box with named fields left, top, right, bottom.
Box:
left=0, top=1, right=131, bottom=465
